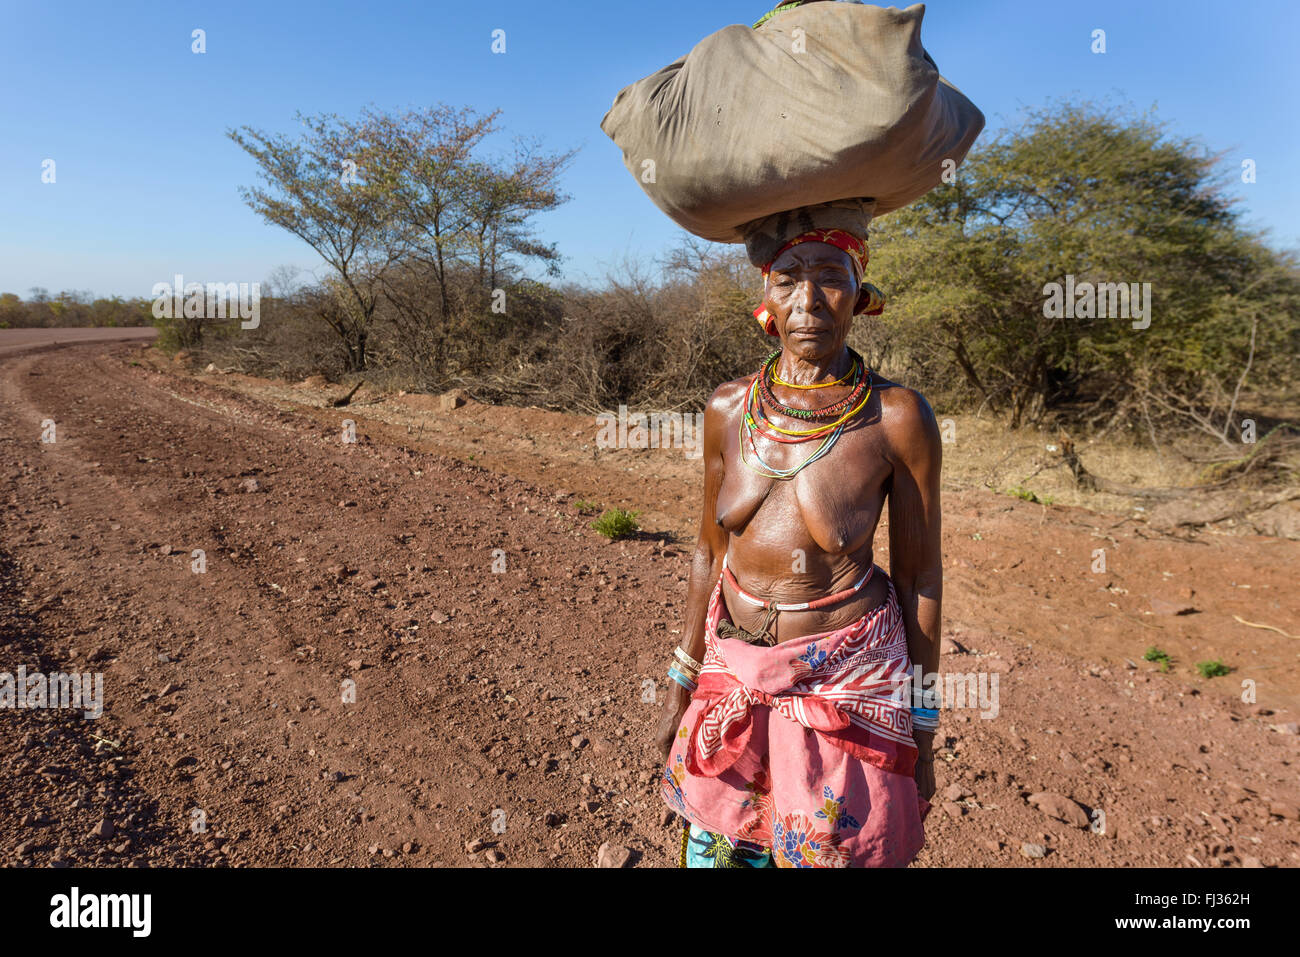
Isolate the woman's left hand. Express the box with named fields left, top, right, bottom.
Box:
left=913, top=730, right=936, bottom=801
left=914, top=756, right=935, bottom=802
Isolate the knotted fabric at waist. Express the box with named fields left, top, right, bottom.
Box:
left=685, top=568, right=918, bottom=779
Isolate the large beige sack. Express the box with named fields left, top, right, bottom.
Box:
left=600, top=2, right=985, bottom=247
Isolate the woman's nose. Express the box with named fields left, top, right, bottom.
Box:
left=794, top=279, right=819, bottom=311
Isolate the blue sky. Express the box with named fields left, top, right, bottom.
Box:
left=1, top=0, right=1296, bottom=298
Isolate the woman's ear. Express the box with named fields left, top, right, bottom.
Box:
left=759, top=276, right=780, bottom=335
left=854, top=282, right=886, bottom=316
left=853, top=284, right=870, bottom=314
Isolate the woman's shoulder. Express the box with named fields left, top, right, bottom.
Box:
left=872, top=376, right=939, bottom=441
left=872, top=376, right=934, bottom=418
left=704, top=375, right=754, bottom=417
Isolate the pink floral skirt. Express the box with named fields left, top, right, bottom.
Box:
left=662, top=567, right=929, bottom=867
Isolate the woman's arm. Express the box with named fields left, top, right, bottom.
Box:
left=882, top=386, right=943, bottom=792
left=654, top=383, right=734, bottom=761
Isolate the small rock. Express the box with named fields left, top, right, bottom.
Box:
left=1027, top=792, right=1090, bottom=828
left=1270, top=722, right=1300, bottom=736
left=439, top=389, right=470, bottom=411
left=983, top=839, right=1002, bottom=852
left=1149, top=597, right=1196, bottom=616
left=15, top=841, right=35, bottom=857
left=1267, top=802, right=1300, bottom=821
left=940, top=637, right=967, bottom=655
left=1020, top=842, right=1047, bottom=859
left=942, top=802, right=965, bottom=819
left=90, top=818, right=115, bottom=840
left=430, top=609, right=451, bottom=624
left=596, top=843, right=633, bottom=868
left=465, top=838, right=487, bottom=853
left=943, top=783, right=971, bottom=801
left=484, top=849, right=505, bottom=864
left=239, top=478, right=261, bottom=494
left=570, top=735, right=587, bottom=750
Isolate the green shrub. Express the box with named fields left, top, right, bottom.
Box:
left=1143, top=646, right=1172, bottom=672
left=1196, top=659, right=1230, bottom=678
left=591, top=508, right=640, bottom=540
left=1005, top=486, right=1052, bottom=504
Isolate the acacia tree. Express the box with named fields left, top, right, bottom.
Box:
left=230, top=105, right=575, bottom=375
left=868, top=100, right=1300, bottom=432
left=358, top=105, right=575, bottom=370
left=228, top=113, right=403, bottom=370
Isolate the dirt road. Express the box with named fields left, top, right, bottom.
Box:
left=1, top=337, right=1297, bottom=867
left=0, top=326, right=156, bottom=358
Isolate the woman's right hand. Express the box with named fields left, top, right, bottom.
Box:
left=654, top=681, right=693, bottom=763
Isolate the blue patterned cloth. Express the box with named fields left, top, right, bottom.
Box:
left=680, top=823, right=776, bottom=868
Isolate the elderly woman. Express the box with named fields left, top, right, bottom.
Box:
left=655, top=211, right=943, bottom=868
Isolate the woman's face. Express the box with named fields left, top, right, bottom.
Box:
left=763, top=241, right=858, bottom=360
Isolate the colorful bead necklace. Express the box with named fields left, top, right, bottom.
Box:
left=770, top=354, right=856, bottom=389
left=738, top=349, right=874, bottom=479
left=756, top=349, right=870, bottom=420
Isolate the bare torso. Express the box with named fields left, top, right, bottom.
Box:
left=712, top=372, right=900, bottom=642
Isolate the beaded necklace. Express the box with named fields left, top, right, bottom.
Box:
left=738, top=351, right=874, bottom=479
left=770, top=355, right=856, bottom=389
left=756, top=349, right=869, bottom=420
left=747, top=367, right=873, bottom=439
left=739, top=382, right=846, bottom=477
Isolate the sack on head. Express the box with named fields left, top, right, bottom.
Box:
left=600, top=2, right=985, bottom=245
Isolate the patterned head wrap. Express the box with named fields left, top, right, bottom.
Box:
left=752, top=227, right=885, bottom=336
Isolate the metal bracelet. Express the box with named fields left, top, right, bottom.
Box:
left=673, top=646, right=703, bottom=673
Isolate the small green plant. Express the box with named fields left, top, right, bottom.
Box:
left=573, top=499, right=600, bottom=514
left=591, top=508, right=640, bottom=540
left=1005, top=486, right=1054, bottom=505
left=1143, top=646, right=1172, bottom=672
left=1196, top=659, right=1230, bottom=678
